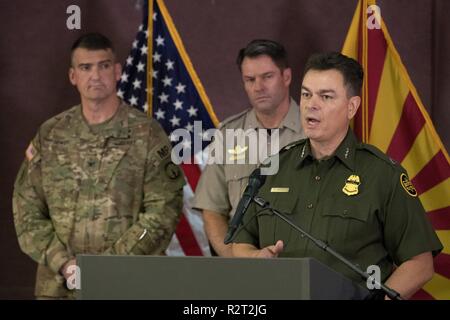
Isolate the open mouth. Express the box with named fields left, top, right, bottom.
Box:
left=306, top=116, right=320, bottom=125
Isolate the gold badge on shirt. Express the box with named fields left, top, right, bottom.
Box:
left=342, top=174, right=361, bottom=196
left=228, top=145, right=248, bottom=161
left=400, top=173, right=417, bottom=197
left=270, top=187, right=290, bottom=193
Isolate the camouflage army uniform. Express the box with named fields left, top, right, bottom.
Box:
left=193, top=99, right=304, bottom=219
left=234, top=129, right=443, bottom=286
left=13, top=102, right=185, bottom=298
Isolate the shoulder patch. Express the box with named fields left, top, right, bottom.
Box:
left=156, top=144, right=170, bottom=160
left=400, top=173, right=418, bottom=197
left=165, top=161, right=182, bottom=180
left=25, top=142, right=37, bottom=162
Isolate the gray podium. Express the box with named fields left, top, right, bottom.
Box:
left=76, top=255, right=369, bottom=300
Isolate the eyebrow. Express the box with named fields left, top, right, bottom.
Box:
left=77, top=59, right=113, bottom=67
left=301, top=86, right=336, bottom=95
left=318, top=89, right=336, bottom=95
left=243, top=71, right=275, bottom=79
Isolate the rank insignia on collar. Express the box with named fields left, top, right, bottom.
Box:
left=344, top=147, right=350, bottom=159
left=300, top=145, right=306, bottom=158
left=228, top=145, right=248, bottom=161
left=342, top=174, right=361, bottom=196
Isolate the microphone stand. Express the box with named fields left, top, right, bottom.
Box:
left=252, top=195, right=403, bottom=300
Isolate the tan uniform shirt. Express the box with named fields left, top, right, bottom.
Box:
left=193, top=99, right=304, bottom=218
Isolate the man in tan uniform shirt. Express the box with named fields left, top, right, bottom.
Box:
left=193, top=39, right=304, bottom=256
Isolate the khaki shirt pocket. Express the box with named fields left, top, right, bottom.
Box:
left=224, top=163, right=257, bottom=218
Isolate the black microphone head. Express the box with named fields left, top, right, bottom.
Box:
left=249, top=168, right=266, bottom=189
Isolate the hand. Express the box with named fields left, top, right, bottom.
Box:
left=60, top=258, right=76, bottom=281
left=254, top=240, right=284, bottom=258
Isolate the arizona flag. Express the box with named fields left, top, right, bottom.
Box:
left=118, top=0, right=220, bottom=256
left=342, top=0, right=450, bottom=299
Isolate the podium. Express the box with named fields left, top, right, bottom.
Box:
left=76, top=255, right=369, bottom=300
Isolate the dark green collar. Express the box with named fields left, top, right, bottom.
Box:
left=298, top=129, right=357, bottom=171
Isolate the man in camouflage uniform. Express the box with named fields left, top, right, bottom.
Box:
left=12, top=33, right=185, bottom=299
left=193, top=40, right=304, bottom=256
left=232, top=52, right=443, bottom=299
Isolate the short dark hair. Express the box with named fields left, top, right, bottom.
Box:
left=236, top=39, right=289, bottom=71
left=70, top=33, right=115, bottom=63
left=303, top=52, right=363, bottom=97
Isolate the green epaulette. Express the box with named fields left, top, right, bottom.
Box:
left=360, top=143, right=401, bottom=169
left=279, top=138, right=307, bottom=153
left=259, top=138, right=307, bottom=168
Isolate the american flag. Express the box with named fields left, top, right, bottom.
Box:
left=117, top=0, right=219, bottom=256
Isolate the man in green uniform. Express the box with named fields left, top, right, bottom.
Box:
left=193, top=39, right=304, bottom=256
left=12, top=33, right=185, bottom=299
left=232, top=52, right=442, bottom=299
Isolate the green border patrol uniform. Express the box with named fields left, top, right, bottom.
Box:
left=234, top=129, right=443, bottom=285
left=13, top=102, right=185, bottom=298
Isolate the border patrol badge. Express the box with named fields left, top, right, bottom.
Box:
left=342, top=174, right=361, bottom=196
left=400, top=173, right=417, bottom=197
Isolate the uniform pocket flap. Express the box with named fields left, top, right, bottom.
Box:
left=322, top=197, right=369, bottom=222
left=271, top=191, right=299, bottom=215
left=224, top=163, right=257, bottom=182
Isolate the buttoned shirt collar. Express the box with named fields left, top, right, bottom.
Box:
left=244, top=98, right=301, bottom=132
left=298, top=128, right=357, bottom=171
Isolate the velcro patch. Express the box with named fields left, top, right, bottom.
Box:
left=156, top=145, right=170, bottom=160
left=25, top=142, right=37, bottom=162
left=165, top=162, right=181, bottom=180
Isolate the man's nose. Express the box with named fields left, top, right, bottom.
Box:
left=303, top=94, right=320, bottom=111
left=253, top=78, right=264, bottom=92
left=90, top=66, right=100, bottom=80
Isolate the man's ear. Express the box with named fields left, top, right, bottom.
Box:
left=114, top=63, right=122, bottom=82
left=283, top=68, right=292, bottom=86
left=68, top=67, right=76, bottom=86
left=348, top=95, right=361, bottom=119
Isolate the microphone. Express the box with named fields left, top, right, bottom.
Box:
left=224, top=168, right=266, bottom=244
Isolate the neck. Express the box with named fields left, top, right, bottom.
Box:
left=81, top=96, right=120, bottom=125
left=255, top=97, right=290, bottom=129
left=310, top=129, right=348, bottom=160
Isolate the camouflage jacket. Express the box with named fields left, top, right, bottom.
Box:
left=13, top=102, right=185, bottom=298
